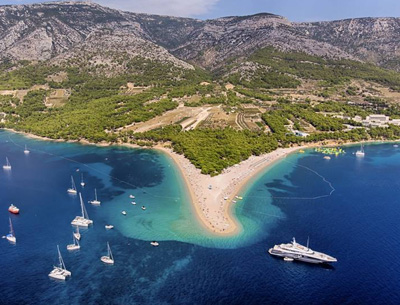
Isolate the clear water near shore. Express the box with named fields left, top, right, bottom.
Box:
left=1, top=130, right=400, bottom=304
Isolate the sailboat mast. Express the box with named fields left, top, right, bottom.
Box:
left=79, top=193, right=85, bottom=217
left=108, top=242, right=113, bottom=260
left=57, top=245, right=66, bottom=270
left=79, top=193, right=90, bottom=220
left=9, top=218, right=14, bottom=235
left=95, top=189, right=97, bottom=201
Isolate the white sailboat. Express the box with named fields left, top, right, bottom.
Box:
left=49, top=245, right=71, bottom=280
left=356, top=144, right=365, bottom=157
left=3, top=157, right=11, bottom=170
left=67, top=234, right=80, bottom=251
left=101, top=242, right=114, bottom=265
left=71, top=193, right=93, bottom=227
left=24, top=145, right=30, bottom=155
left=67, top=176, right=77, bottom=194
left=6, top=218, right=16, bottom=243
left=80, top=173, right=85, bottom=187
left=73, top=226, right=81, bottom=241
left=89, top=188, right=101, bottom=206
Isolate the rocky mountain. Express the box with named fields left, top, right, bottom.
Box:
left=0, top=1, right=400, bottom=72
left=296, top=18, right=400, bottom=71
left=0, top=1, right=193, bottom=70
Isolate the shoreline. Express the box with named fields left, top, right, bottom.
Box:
left=3, top=128, right=399, bottom=235
left=152, top=145, right=306, bottom=235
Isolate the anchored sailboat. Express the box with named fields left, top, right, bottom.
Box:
left=49, top=245, right=71, bottom=280
left=80, top=173, right=85, bottom=187
left=24, top=145, right=30, bottom=155
left=89, top=188, right=101, bottom=206
left=3, top=157, right=11, bottom=170
left=356, top=144, right=365, bottom=157
left=6, top=218, right=16, bottom=243
left=73, top=226, right=81, bottom=241
left=71, top=193, right=93, bottom=227
left=101, top=242, right=114, bottom=264
left=67, top=176, right=77, bottom=195
left=67, top=234, right=80, bottom=251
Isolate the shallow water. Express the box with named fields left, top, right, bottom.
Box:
left=1, top=131, right=400, bottom=304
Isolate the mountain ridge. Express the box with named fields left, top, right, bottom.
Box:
left=0, top=1, right=400, bottom=71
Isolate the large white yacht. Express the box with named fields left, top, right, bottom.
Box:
left=268, top=237, right=337, bottom=264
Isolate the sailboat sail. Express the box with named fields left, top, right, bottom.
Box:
left=68, top=176, right=77, bottom=194
left=108, top=242, right=113, bottom=261
left=3, top=157, right=11, bottom=170
left=80, top=193, right=90, bottom=220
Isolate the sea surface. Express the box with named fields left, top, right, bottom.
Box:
left=1, top=130, right=400, bottom=305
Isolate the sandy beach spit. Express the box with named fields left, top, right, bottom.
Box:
left=157, top=145, right=306, bottom=235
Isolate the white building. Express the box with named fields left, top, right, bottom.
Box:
left=293, top=130, right=310, bottom=137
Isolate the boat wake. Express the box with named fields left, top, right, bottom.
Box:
left=246, top=159, right=336, bottom=201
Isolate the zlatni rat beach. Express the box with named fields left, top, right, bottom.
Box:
left=2, top=0, right=400, bottom=304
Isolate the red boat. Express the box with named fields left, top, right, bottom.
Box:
left=8, top=204, right=19, bottom=214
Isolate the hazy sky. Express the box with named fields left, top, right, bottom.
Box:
left=1, top=0, right=400, bottom=21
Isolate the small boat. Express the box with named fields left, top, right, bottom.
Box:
left=73, top=226, right=81, bottom=241
left=71, top=193, right=93, bottom=227
left=24, top=145, right=30, bottom=155
left=129, top=195, right=135, bottom=199
left=150, top=241, right=159, bottom=247
left=49, top=245, right=71, bottom=280
left=89, top=188, right=101, bottom=206
left=101, top=242, right=114, bottom=265
left=299, top=149, right=305, bottom=154
left=141, top=206, right=146, bottom=211
left=284, top=257, right=294, bottom=262
left=8, top=204, right=20, bottom=214
left=122, top=211, right=127, bottom=215
left=105, top=225, right=114, bottom=230
left=80, top=173, right=85, bottom=187
left=232, top=200, right=237, bottom=203
left=394, top=144, right=399, bottom=148
left=356, top=144, right=365, bottom=157
left=324, top=156, right=331, bottom=160
left=3, top=157, right=11, bottom=170
left=6, top=218, right=16, bottom=243
left=235, top=196, right=243, bottom=200
left=67, top=176, right=77, bottom=195
left=224, top=196, right=228, bottom=200
left=131, top=201, right=137, bottom=205
left=67, top=234, right=80, bottom=251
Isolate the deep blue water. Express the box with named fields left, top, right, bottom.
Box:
left=1, top=130, right=400, bottom=305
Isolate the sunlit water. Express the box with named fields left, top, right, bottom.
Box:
left=1, top=131, right=400, bottom=304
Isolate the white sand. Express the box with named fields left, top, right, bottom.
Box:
left=158, top=146, right=305, bottom=235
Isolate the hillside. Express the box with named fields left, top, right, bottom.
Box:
left=2, top=2, right=400, bottom=175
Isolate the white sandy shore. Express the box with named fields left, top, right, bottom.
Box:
left=157, top=146, right=306, bottom=235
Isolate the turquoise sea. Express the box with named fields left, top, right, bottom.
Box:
left=1, top=130, right=400, bottom=304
